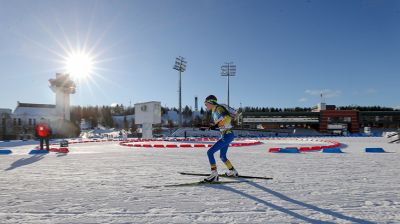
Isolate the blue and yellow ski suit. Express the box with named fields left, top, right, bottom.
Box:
left=207, top=105, right=235, bottom=171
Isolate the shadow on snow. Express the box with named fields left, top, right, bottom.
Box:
left=5, top=154, right=46, bottom=171
left=209, top=180, right=375, bottom=224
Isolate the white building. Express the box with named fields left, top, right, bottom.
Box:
left=0, top=73, right=76, bottom=139
left=135, top=101, right=161, bottom=139
left=12, top=102, right=57, bottom=126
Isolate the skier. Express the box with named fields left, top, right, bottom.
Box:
left=35, top=118, right=52, bottom=150
left=203, top=95, right=238, bottom=182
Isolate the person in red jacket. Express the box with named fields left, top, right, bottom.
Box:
left=35, top=119, right=52, bottom=150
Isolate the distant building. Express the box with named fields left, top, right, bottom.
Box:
left=80, top=119, right=92, bottom=130
left=10, top=102, right=60, bottom=139
left=311, top=103, right=336, bottom=112
left=112, top=115, right=135, bottom=129
left=192, top=111, right=202, bottom=119
left=242, top=104, right=400, bottom=135
left=162, top=110, right=178, bottom=126
left=0, top=73, right=76, bottom=140
left=0, top=108, right=13, bottom=138
left=0, top=108, right=12, bottom=114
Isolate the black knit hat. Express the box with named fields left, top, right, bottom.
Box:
left=205, top=95, right=218, bottom=105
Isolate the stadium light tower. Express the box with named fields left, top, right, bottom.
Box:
left=173, top=56, right=187, bottom=127
left=221, top=62, right=236, bottom=107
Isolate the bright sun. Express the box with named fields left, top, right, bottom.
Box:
left=65, top=51, right=94, bottom=79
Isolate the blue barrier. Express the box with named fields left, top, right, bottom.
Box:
left=0, top=149, right=12, bottom=155
left=365, top=148, right=385, bottom=153
left=279, top=148, right=300, bottom=153
left=322, top=148, right=343, bottom=153
left=29, top=150, right=49, bottom=154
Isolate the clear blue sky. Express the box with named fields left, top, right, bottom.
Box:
left=0, top=0, right=399, bottom=110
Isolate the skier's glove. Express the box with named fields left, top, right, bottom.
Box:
left=209, top=124, right=218, bottom=130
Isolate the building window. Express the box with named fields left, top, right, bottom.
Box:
left=33, top=119, right=36, bottom=126
left=343, top=117, right=351, bottom=122
left=29, top=119, right=32, bottom=126
left=328, top=117, right=351, bottom=123
left=18, top=118, right=22, bottom=126
left=13, top=118, right=17, bottom=126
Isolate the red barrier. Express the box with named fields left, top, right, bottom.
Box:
left=310, top=146, right=322, bottom=150
left=166, top=144, right=178, bottom=148
left=153, top=144, right=165, bottom=148
left=194, top=144, right=206, bottom=148
left=299, top=147, right=311, bottom=151
left=322, top=145, right=336, bottom=148
left=56, top=148, right=69, bottom=153
left=269, top=148, right=280, bottom=153
left=118, top=138, right=291, bottom=149
left=179, top=144, right=192, bottom=148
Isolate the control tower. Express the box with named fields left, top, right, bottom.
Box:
left=49, top=73, right=76, bottom=120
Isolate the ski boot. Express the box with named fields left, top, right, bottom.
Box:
left=203, top=170, right=219, bottom=182
left=225, top=168, right=238, bottom=177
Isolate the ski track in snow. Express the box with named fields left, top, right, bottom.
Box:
left=1, top=137, right=399, bottom=223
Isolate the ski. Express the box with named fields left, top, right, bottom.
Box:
left=389, top=138, right=400, bottom=143
left=179, top=172, right=273, bottom=180
left=144, top=180, right=249, bottom=188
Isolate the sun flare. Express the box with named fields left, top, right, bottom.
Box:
left=64, top=51, right=94, bottom=79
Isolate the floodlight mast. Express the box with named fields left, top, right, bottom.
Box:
left=221, top=62, right=236, bottom=107
left=173, top=56, right=187, bottom=127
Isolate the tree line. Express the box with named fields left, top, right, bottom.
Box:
left=70, top=104, right=399, bottom=129
left=69, top=104, right=209, bottom=129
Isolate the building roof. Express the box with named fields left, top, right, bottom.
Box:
left=359, top=111, right=400, bottom=116
left=243, top=111, right=320, bottom=117
left=17, top=102, right=56, bottom=109
left=13, top=102, right=58, bottom=118
left=134, top=101, right=161, bottom=105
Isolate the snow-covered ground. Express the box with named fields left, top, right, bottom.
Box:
left=1, top=137, right=399, bottom=223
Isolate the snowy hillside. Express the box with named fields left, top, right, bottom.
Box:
left=1, top=137, right=399, bottom=223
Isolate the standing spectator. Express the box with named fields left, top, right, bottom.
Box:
left=35, top=118, right=51, bottom=150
